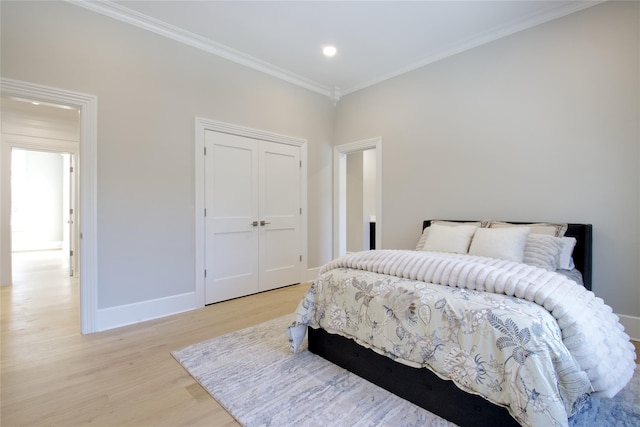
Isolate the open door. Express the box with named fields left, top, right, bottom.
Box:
left=62, top=153, right=78, bottom=276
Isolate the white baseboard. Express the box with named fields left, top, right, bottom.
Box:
left=618, top=314, right=640, bottom=341
left=95, top=269, right=324, bottom=332
left=96, top=291, right=200, bottom=332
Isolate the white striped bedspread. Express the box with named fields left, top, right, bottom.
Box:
left=288, top=249, right=636, bottom=427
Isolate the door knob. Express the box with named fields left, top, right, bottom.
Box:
left=260, top=220, right=271, bottom=226
left=250, top=221, right=259, bottom=227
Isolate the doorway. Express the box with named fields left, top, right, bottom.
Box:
left=2, top=95, right=79, bottom=279
left=334, top=137, right=382, bottom=257
left=10, top=148, right=78, bottom=277
left=1, top=77, right=98, bottom=334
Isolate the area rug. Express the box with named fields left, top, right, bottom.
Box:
left=172, top=315, right=640, bottom=427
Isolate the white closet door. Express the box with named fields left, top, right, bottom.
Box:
left=204, top=131, right=302, bottom=304
left=259, top=141, right=302, bottom=291
left=204, top=131, right=259, bottom=304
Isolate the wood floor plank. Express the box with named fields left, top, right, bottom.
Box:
left=1, top=251, right=311, bottom=426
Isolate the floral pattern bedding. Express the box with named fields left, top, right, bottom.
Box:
left=288, top=267, right=594, bottom=427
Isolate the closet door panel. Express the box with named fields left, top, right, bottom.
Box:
left=204, top=131, right=259, bottom=304
left=259, top=141, right=302, bottom=291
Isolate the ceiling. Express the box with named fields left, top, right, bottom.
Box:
left=73, top=0, right=601, bottom=102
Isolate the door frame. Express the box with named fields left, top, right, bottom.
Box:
left=334, top=137, right=382, bottom=257
left=1, top=78, right=98, bottom=334
left=194, top=117, right=308, bottom=305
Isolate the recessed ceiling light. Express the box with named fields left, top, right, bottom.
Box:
left=323, top=46, right=337, bottom=57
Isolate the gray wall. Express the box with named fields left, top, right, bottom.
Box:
left=346, top=151, right=364, bottom=252
left=334, top=1, right=640, bottom=318
left=2, top=1, right=638, bottom=324
left=1, top=1, right=335, bottom=309
left=346, top=150, right=377, bottom=252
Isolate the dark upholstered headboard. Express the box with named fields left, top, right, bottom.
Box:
left=422, top=220, right=593, bottom=290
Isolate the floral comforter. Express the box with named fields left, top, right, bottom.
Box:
left=288, top=250, right=636, bottom=427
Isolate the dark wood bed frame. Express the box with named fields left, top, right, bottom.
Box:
left=308, top=221, right=592, bottom=427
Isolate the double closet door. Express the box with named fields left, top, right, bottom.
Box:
left=204, top=130, right=302, bottom=304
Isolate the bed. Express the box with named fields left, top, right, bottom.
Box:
left=288, top=220, right=636, bottom=427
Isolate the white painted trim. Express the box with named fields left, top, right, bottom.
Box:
left=96, top=291, right=199, bottom=332
left=333, top=138, right=382, bottom=258
left=194, top=117, right=309, bottom=305
left=1, top=77, right=99, bottom=334
left=67, top=0, right=601, bottom=100
left=69, top=0, right=332, bottom=98
left=619, top=314, right=640, bottom=342
left=341, top=1, right=605, bottom=95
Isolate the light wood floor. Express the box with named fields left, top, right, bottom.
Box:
left=1, top=250, right=311, bottom=426
left=2, top=252, right=638, bottom=427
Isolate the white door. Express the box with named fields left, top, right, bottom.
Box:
left=204, top=131, right=301, bottom=304
left=260, top=141, right=301, bottom=291
left=205, top=132, right=260, bottom=303
left=62, top=153, right=78, bottom=276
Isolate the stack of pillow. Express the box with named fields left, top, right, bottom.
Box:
left=416, top=220, right=576, bottom=272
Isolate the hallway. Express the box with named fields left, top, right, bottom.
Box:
left=1, top=250, right=87, bottom=425
left=5, top=250, right=79, bottom=335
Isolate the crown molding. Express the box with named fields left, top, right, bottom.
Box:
left=342, top=0, right=605, bottom=96
left=67, top=0, right=602, bottom=102
left=67, top=0, right=334, bottom=99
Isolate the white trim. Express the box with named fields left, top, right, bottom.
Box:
left=67, top=0, right=601, bottom=100
left=96, top=291, right=199, bottom=332
left=69, top=0, right=332, bottom=98
left=1, top=77, right=99, bottom=334
left=619, top=314, right=640, bottom=342
left=333, top=137, right=382, bottom=258
left=341, top=1, right=605, bottom=95
left=194, top=117, right=308, bottom=306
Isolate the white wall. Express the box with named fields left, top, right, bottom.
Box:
left=334, top=1, right=640, bottom=320
left=1, top=1, right=335, bottom=311
left=346, top=151, right=364, bottom=252
left=11, top=149, right=64, bottom=251
left=346, top=149, right=377, bottom=252
left=2, top=1, right=637, bottom=332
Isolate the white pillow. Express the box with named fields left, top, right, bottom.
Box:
left=558, top=236, right=577, bottom=270
left=469, top=227, right=531, bottom=262
left=415, top=221, right=483, bottom=250
left=523, top=234, right=563, bottom=271
left=422, top=224, right=478, bottom=254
